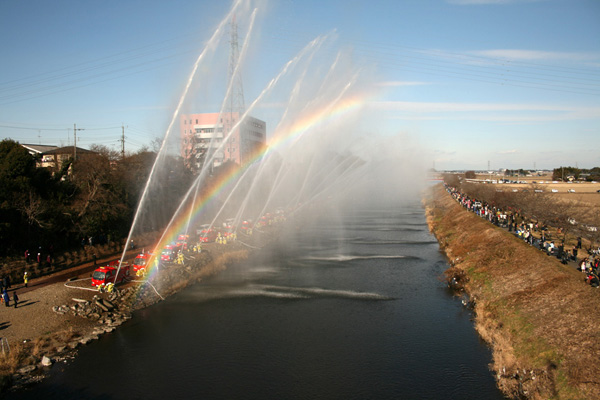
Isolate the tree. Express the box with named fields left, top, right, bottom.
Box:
left=552, top=166, right=580, bottom=181
left=70, top=152, right=129, bottom=238
left=443, top=173, right=460, bottom=187
left=0, top=140, right=75, bottom=253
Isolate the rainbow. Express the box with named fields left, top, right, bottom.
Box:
left=137, top=93, right=369, bottom=283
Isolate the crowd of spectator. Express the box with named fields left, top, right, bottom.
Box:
left=444, top=184, right=600, bottom=288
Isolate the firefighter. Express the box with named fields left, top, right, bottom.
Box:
left=23, top=271, right=28, bottom=288
left=106, top=283, right=114, bottom=293
left=177, top=251, right=184, bottom=265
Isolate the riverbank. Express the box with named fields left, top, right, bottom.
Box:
left=424, top=184, right=600, bottom=399
left=0, top=231, right=268, bottom=393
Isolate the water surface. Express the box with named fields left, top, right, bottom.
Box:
left=11, top=204, right=505, bottom=399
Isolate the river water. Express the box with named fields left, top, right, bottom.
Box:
left=11, top=202, right=505, bottom=399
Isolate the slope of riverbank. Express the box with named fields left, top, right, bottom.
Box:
left=425, top=184, right=600, bottom=400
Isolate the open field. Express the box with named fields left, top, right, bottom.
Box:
left=474, top=173, right=600, bottom=207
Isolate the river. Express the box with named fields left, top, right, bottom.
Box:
left=11, top=202, right=506, bottom=399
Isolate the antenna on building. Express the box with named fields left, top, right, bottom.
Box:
left=228, top=15, right=245, bottom=116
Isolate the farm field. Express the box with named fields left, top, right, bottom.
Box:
left=475, top=173, right=600, bottom=207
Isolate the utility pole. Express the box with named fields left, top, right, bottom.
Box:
left=73, top=123, right=84, bottom=160
left=73, top=123, right=84, bottom=175
left=121, top=124, right=126, bottom=159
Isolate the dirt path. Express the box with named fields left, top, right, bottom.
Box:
left=0, top=249, right=143, bottom=347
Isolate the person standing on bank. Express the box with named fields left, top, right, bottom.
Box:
left=2, top=289, right=10, bottom=307
left=13, top=292, right=18, bottom=308
left=23, top=271, right=28, bottom=288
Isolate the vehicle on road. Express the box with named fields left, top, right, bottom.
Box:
left=176, top=234, right=189, bottom=251
left=240, top=220, right=253, bottom=233
left=197, top=224, right=217, bottom=243
left=161, top=244, right=177, bottom=261
left=257, top=213, right=272, bottom=227
left=132, top=252, right=155, bottom=275
left=92, top=261, right=131, bottom=287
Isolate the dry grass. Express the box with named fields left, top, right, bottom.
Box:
left=426, top=184, right=600, bottom=400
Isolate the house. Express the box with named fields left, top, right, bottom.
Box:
left=40, top=146, right=93, bottom=170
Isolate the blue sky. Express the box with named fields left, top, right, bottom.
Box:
left=0, top=0, right=598, bottom=170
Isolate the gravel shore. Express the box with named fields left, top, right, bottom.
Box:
left=0, top=280, right=97, bottom=347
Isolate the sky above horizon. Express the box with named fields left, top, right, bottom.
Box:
left=0, top=0, right=598, bottom=171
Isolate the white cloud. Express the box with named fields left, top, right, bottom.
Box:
left=471, top=49, right=600, bottom=62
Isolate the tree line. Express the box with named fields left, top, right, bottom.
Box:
left=0, top=139, right=196, bottom=257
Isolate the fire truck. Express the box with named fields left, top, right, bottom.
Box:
left=197, top=224, right=217, bottom=243
left=91, top=261, right=131, bottom=287
left=240, top=219, right=253, bottom=233
left=176, top=234, right=189, bottom=251
left=160, top=244, right=177, bottom=262
left=221, top=219, right=236, bottom=239
left=257, top=213, right=272, bottom=228
left=132, top=252, right=154, bottom=276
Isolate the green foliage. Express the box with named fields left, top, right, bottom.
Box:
left=505, top=169, right=530, bottom=176
left=0, top=139, right=195, bottom=257
left=552, top=166, right=580, bottom=181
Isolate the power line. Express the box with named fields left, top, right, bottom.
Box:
left=0, top=124, right=122, bottom=131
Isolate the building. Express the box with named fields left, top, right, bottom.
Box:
left=20, top=143, right=93, bottom=171
left=41, top=146, right=93, bottom=170
left=180, top=112, right=266, bottom=171
left=21, top=144, right=59, bottom=167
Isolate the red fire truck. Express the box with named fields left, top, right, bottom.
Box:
left=160, top=244, right=177, bottom=262
left=132, top=252, right=154, bottom=276
left=197, top=224, right=217, bottom=243
left=91, top=261, right=131, bottom=287
left=176, top=234, right=189, bottom=251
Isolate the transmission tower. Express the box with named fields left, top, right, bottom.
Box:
left=228, top=16, right=245, bottom=117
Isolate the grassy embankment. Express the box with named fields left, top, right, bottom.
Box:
left=425, top=184, right=600, bottom=400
